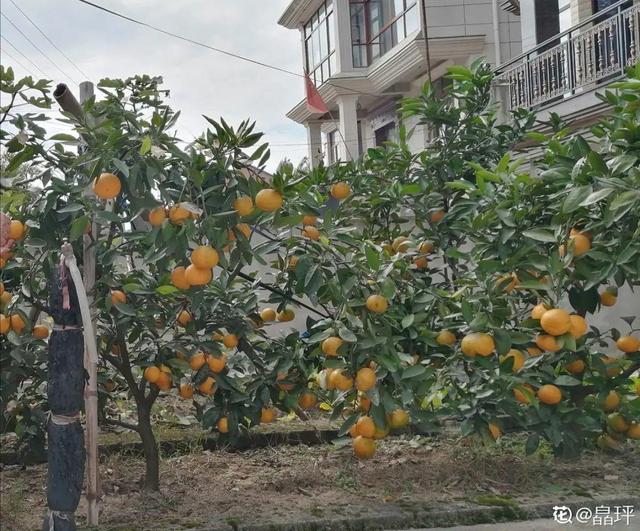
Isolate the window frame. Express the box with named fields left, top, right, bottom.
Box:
left=304, top=0, right=336, bottom=87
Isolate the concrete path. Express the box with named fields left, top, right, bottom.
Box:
left=405, top=517, right=634, bottom=530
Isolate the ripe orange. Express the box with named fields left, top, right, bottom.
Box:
left=8, top=220, right=25, bottom=240
left=223, top=334, right=238, bottom=348
left=527, top=346, right=543, bottom=356
left=198, top=376, right=216, bottom=395
left=111, top=290, right=126, bottom=305
left=177, top=310, right=192, bottom=327
left=207, top=353, right=227, bottom=373
left=168, top=204, right=191, bottom=225
left=1, top=291, right=12, bottom=307
left=540, top=308, right=571, bottom=336
left=0, top=282, right=4, bottom=295
left=627, top=422, right=640, bottom=439
left=260, top=308, right=276, bottom=322
left=436, top=330, right=456, bottom=346
left=513, top=384, right=534, bottom=404
left=496, top=273, right=519, bottom=293
left=600, top=291, right=617, bottom=307
left=302, top=215, right=317, bottom=225
left=414, top=256, right=429, bottom=269
left=329, top=370, right=353, bottom=391
left=357, top=395, right=371, bottom=412
left=430, top=210, right=445, bottom=223
left=330, top=182, right=351, bottom=200
left=179, top=383, right=194, bottom=399
left=255, top=188, right=283, bottom=212
left=388, top=409, right=410, bottom=429
left=261, top=407, right=276, bottom=423
left=148, top=206, right=166, bottom=227
left=277, top=308, right=295, bottom=322
left=9, top=314, right=25, bottom=334
left=217, top=417, right=229, bottom=433
left=537, top=384, right=562, bottom=405
left=287, top=255, right=299, bottom=270
left=234, top=196, right=254, bottom=216
left=171, top=266, right=191, bottom=290
left=0, top=314, right=10, bottom=334
left=568, top=315, right=588, bottom=338
left=191, top=246, right=219, bottom=269
left=501, top=349, right=524, bottom=372
left=155, top=371, right=172, bottom=390
left=531, top=303, right=549, bottom=320
left=352, top=436, right=375, bottom=459
left=372, top=424, right=389, bottom=440
left=302, top=225, right=320, bottom=240
left=607, top=413, right=629, bottom=433
left=460, top=333, right=495, bottom=357
left=616, top=335, right=640, bottom=353
left=366, top=294, right=389, bottom=314
left=298, top=392, right=317, bottom=410
left=190, top=352, right=207, bottom=370
left=355, top=367, right=376, bottom=392
left=392, top=236, right=411, bottom=252
left=602, top=390, right=620, bottom=412
left=566, top=359, right=585, bottom=374
left=535, top=334, right=561, bottom=352
left=355, top=416, right=376, bottom=438
left=93, top=173, right=121, bottom=199
left=322, top=336, right=343, bottom=357
left=144, top=366, right=161, bottom=383
left=569, top=233, right=591, bottom=256
left=32, top=325, right=50, bottom=339
left=185, top=264, right=212, bottom=286
left=488, top=422, right=502, bottom=440
left=419, top=241, right=434, bottom=254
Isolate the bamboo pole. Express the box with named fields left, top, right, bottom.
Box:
left=79, top=80, right=99, bottom=527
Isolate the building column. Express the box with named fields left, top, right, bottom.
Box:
left=337, top=94, right=360, bottom=161
left=306, top=121, right=323, bottom=169
left=333, top=0, right=353, bottom=73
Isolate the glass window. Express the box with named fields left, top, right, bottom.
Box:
left=349, top=0, right=420, bottom=67
left=304, top=1, right=336, bottom=86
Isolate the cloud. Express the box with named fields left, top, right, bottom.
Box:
left=1, top=0, right=308, bottom=170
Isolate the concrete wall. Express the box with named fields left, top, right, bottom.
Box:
left=426, top=0, right=522, bottom=64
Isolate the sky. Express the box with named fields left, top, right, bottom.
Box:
left=0, top=0, right=308, bottom=170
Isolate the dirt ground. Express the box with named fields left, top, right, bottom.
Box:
left=1, top=432, right=638, bottom=531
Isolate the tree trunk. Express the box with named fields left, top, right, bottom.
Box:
left=136, top=404, right=159, bottom=491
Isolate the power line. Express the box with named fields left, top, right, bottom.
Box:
left=0, top=48, right=36, bottom=78
left=7, top=0, right=90, bottom=80
left=1, top=35, right=48, bottom=77
left=0, top=12, right=79, bottom=86
left=76, top=0, right=379, bottom=99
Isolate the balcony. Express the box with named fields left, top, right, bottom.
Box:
left=495, top=1, right=640, bottom=112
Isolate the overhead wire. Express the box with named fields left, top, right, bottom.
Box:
left=0, top=12, right=79, bottom=86
left=76, top=0, right=380, bottom=99
left=1, top=35, right=48, bottom=77
left=7, top=0, right=90, bottom=80
left=0, top=47, right=36, bottom=77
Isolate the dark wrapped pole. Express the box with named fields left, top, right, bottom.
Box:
left=42, top=260, right=85, bottom=531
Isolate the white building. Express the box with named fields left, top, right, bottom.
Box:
left=278, top=0, right=639, bottom=165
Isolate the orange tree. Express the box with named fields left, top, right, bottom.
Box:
left=271, top=61, right=639, bottom=458
left=0, top=68, right=311, bottom=489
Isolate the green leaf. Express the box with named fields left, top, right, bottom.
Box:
left=156, top=285, right=178, bottom=295
left=112, top=158, right=129, bottom=178
left=562, top=185, right=592, bottom=214
left=493, top=329, right=512, bottom=356
left=58, top=203, right=85, bottom=213
left=580, top=188, right=614, bottom=206
left=525, top=433, right=540, bottom=455
left=365, top=245, right=380, bottom=271
left=553, top=375, right=581, bottom=386
left=401, top=314, right=415, bottom=329
left=69, top=216, right=89, bottom=240
left=140, top=135, right=152, bottom=155
left=114, top=302, right=136, bottom=316
left=402, top=364, right=427, bottom=379
left=522, top=229, right=556, bottom=243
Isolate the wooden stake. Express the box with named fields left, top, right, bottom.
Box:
left=79, top=80, right=99, bottom=527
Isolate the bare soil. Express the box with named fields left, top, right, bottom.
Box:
left=1, top=432, right=638, bottom=531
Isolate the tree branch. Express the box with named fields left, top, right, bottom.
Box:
left=103, top=417, right=139, bottom=433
